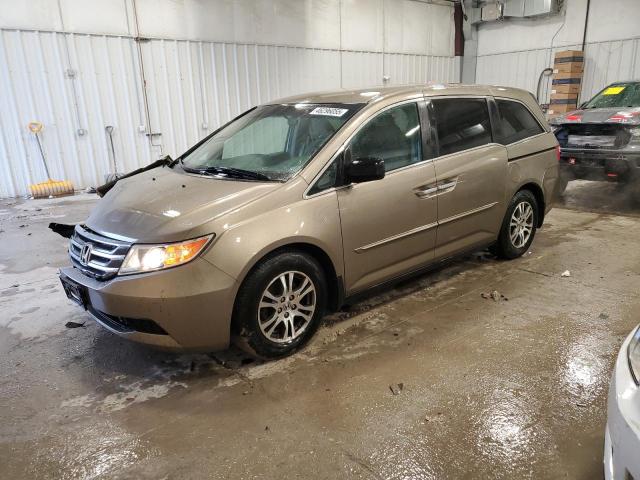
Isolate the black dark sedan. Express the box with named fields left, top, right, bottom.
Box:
left=550, top=81, right=640, bottom=196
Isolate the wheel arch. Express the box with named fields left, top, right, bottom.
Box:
left=229, top=241, right=343, bottom=333
left=516, top=181, right=545, bottom=227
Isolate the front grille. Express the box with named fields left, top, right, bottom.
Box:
left=69, top=225, right=131, bottom=280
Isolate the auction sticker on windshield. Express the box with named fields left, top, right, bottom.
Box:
left=603, top=86, right=626, bottom=95
left=310, top=107, right=349, bottom=117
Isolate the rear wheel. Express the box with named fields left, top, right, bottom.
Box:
left=492, top=190, right=539, bottom=260
left=233, top=251, right=327, bottom=358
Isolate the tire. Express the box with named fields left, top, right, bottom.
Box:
left=233, top=251, right=327, bottom=358
left=492, top=190, right=539, bottom=260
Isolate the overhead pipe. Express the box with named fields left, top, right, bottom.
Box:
left=536, top=67, right=554, bottom=103
left=581, top=0, right=591, bottom=51
left=131, top=0, right=163, bottom=157
left=460, top=0, right=479, bottom=84
left=56, top=0, right=86, bottom=137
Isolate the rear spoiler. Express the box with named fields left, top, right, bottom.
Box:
left=96, top=156, right=177, bottom=197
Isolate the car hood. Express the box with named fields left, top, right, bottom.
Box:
left=86, top=166, right=281, bottom=242
left=552, top=107, right=640, bottom=125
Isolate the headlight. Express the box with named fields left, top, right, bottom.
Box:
left=119, top=234, right=214, bottom=275
left=628, top=325, right=640, bottom=385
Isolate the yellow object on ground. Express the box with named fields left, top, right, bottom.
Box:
left=27, top=121, right=74, bottom=198
left=29, top=179, right=74, bottom=199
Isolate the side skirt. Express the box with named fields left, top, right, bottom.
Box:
left=337, top=240, right=496, bottom=309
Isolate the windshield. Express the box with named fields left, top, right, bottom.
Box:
left=584, top=82, right=640, bottom=109
left=182, top=103, right=363, bottom=181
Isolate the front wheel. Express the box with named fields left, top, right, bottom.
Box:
left=491, top=190, right=539, bottom=260
left=233, top=251, right=327, bottom=358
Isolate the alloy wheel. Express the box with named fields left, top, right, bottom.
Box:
left=509, top=201, right=534, bottom=249
left=257, top=271, right=316, bottom=343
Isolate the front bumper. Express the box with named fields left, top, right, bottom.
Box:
left=560, top=148, right=640, bottom=182
left=604, top=328, right=640, bottom=480
left=59, top=257, right=237, bottom=351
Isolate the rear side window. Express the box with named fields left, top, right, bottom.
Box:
left=432, top=98, right=492, bottom=156
left=495, top=99, right=544, bottom=145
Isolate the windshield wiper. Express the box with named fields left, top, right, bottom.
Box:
left=185, top=165, right=271, bottom=181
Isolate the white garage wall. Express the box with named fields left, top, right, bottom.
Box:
left=0, top=0, right=459, bottom=198
left=475, top=0, right=640, bottom=104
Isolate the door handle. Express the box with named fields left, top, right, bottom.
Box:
left=415, top=178, right=458, bottom=198
left=414, top=186, right=438, bottom=198
left=437, top=179, right=457, bottom=192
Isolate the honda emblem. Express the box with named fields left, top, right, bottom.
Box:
left=80, top=243, right=92, bottom=266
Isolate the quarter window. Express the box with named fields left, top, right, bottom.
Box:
left=350, top=103, right=422, bottom=173
left=432, top=98, right=492, bottom=156
left=308, top=160, right=339, bottom=196
left=495, top=99, right=544, bottom=145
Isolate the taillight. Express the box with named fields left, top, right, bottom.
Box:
left=606, top=111, right=640, bottom=123
left=565, top=113, right=582, bottom=122
left=555, top=145, right=561, bottom=162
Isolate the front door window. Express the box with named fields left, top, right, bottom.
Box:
left=350, top=103, right=422, bottom=172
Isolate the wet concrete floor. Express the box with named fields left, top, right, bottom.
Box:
left=1, top=180, right=639, bottom=479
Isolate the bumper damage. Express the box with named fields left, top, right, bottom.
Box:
left=59, top=258, right=237, bottom=351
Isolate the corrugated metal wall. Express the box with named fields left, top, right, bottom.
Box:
left=0, top=29, right=460, bottom=198
left=476, top=37, right=640, bottom=105
left=0, top=30, right=153, bottom=198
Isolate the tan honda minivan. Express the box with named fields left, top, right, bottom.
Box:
left=59, top=84, right=559, bottom=357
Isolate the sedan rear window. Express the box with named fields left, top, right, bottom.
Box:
left=584, top=82, right=640, bottom=109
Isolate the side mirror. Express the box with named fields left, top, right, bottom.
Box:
left=345, top=157, right=385, bottom=184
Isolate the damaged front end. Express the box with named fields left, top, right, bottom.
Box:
left=48, top=157, right=178, bottom=239
left=96, top=156, right=177, bottom=197
left=49, top=222, right=76, bottom=239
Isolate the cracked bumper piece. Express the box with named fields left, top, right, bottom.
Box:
left=604, top=330, right=640, bottom=480
left=59, top=258, right=237, bottom=351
